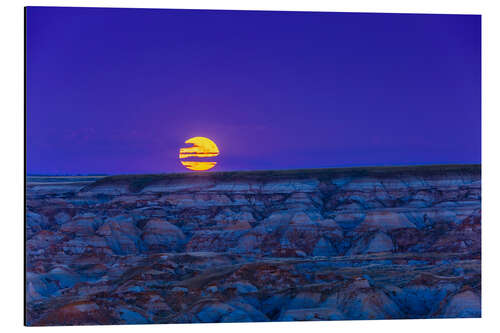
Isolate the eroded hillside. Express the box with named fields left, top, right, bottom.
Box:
left=26, top=165, right=481, bottom=325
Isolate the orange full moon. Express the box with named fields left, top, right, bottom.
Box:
left=179, top=137, right=219, bottom=171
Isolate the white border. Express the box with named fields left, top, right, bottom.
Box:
left=1, top=0, right=499, bottom=332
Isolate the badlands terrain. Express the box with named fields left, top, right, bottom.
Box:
left=25, top=165, right=481, bottom=325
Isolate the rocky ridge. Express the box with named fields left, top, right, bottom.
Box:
left=26, top=165, right=481, bottom=325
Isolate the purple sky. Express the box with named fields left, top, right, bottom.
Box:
left=26, top=7, right=481, bottom=175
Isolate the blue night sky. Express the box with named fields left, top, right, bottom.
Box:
left=26, top=7, right=481, bottom=175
